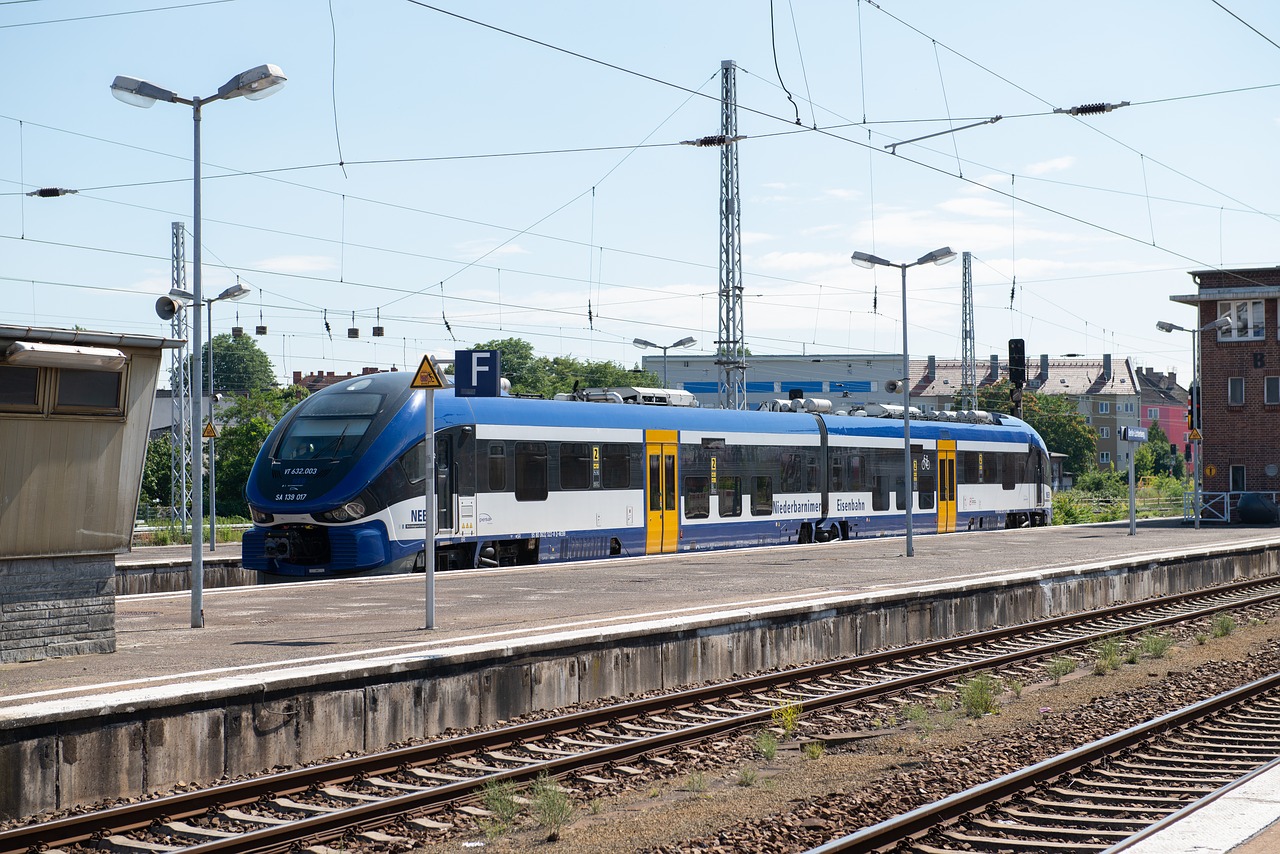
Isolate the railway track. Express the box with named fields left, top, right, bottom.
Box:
left=5, top=577, right=1280, bottom=854
left=809, top=670, right=1280, bottom=853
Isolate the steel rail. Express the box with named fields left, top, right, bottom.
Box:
left=807, top=671, right=1280, bottom=853
left=4, top=577, right=1279, bottom=854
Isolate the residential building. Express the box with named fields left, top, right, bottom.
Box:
left=1134, top=366, right=1189, bottom=469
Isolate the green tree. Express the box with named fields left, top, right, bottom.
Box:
left=1142, top=420, right=1183, bottom=478
left=470, top=338, right=658, bottom=398
left=213, top=385, right=309, bottom=517
left=138, top=431, right=174, bottom=515
left=963, top=380, right=1096, bottom=475
left=180, top=333, right=278, bottom=396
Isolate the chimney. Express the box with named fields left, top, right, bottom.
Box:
left=926, top=355, right=936, bottom=378
left=989, top=354, right=1000, bottom=381
left=1039, top=354, right=1049, bottom=382
left=1102, top=353, right=1112, bottom=381
left=292, top=371, right=302, bottom=385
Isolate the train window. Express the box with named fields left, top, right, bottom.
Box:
left=514, top=442, right=548, bottom=501
left=559, top=442, right=592, bottom=490
left=961, top=452, right=979, bottom=484
left=831, top=454, right=844, bottom=492
left=649, top=455, right=662, bottom=511
left=54, top=368, right=123, bottom=414
left=719, top=476, right=742, bottom=517
left=664, top=454, right=676, bottom=511
left=848, top=454, right=863, bottom=491
left=684, top=476, right=710, bottom=519
left=488, top=443, right=507, bottom=492
left=402, top=441, right=426, bottom=484
left=918, top=472, right=936, bottom=510
left=804, top=454, right=819, bottom=492
left=895, top=476, right=908, bottom=510
left=0, top=365, right=40, bottom=410
left=780, top=452, right=803, bottom=493
left=750, top=476, right=773, bottom=516
left=872, top=476, right=889, bottom=511
left=1002, top=452, right=1017, bottom=490
left=600, top=443, right=630, bottom=489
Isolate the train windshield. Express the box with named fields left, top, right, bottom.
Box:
left=275, top=391, right=383, bottom=462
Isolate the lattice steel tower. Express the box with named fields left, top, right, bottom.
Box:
left=959, top=250, right=976, bottom=409
left=170, top=222, right=193, bottom=531
left=716, top=60, right=746, bottom=409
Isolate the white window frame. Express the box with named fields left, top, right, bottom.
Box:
left=1218, top=300, right=1265, bottom=340
left=1228, top=376, right=1245, bottom=406
left=1099, top=451, right=1111, bottom=465
left=1266, top=376, right=1280, bottom=405
left=1147, top=407, right=1160, bottom=420
left=1098, top=401, right=1110, bottom=414
left=1099, top=426, right=1111, bottom=439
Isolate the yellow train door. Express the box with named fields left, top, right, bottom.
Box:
left=937, top=440, right=957, bottom=534
left=645, top=430, right=679, bottom=554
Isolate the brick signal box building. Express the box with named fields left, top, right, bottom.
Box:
left=1172, top=267, right=1280, bottom=505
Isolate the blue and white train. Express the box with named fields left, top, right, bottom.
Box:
left=242, top=371, right=1052, bottom=577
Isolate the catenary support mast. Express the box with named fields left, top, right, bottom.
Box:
left=170, top=222, right=192, bottom=531
left=716, top=60, right=746, bottom=409
left=960, top=250, right=976, bottom=410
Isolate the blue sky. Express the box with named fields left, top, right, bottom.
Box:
left=3, top=0, right=1278, bottom=389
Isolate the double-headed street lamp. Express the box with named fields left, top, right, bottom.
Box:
left=633, top=336, right=697, bottom=387
left=1156, top=315, right=1231, bottom=529
left=170, top=282, right=251, bottom=552
left=851, top=246, right=957, bottom=557
left=113, top=65, right=285, bottom=628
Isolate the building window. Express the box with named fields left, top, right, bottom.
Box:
left=1228, top=376, right=1245, bottom=406
left=1266, top=376, right=1280, bottom=405
left=53, top=369, right=124, bottom=414
left=1230, top=465, right=1246, bottom=492
left=1097, top=401, right=1110, bottom=414
left=1121, top=402, right=1135, bottom=414
left=1218, top=300, right=1265, bottom=340
left=1147, top=407, right=1160, bottom=420
left=1099, top=451, right=1111, bottom=465
left=1099, top=427, right=1111, bottom=439
left=0, top=365, right=40, bottom=410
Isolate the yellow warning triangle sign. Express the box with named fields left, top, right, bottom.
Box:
left=1188, top=428, right=1203, bottom=441
left=202, top=421, right=218, bottom=439
left=411, top=354, right=445, bottom=389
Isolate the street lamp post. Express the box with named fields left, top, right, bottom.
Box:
left=1157, top=316, right=1231, bottom=529
left=171, top=282, right=250, bottom=551
left=113, top=65, right=285, bottom=628
left=851, top=247, right=956, bottom=557
left=633, top=336, right=697, bottom=387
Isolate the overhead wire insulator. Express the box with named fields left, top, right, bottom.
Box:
left=1054, top=101, right=1130, bottom=116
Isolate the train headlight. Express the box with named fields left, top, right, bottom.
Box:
left=313, top=499, right=368, bottom=524
left=250, top=507, right=274, bottom=524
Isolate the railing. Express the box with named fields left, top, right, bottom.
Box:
left=1186, top=491, right=1280, bottom=524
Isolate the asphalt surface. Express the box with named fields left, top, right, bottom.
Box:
left=3, top=519, right=1279, bottom=711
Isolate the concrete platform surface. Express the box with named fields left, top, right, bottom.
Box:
left=4, top=519, right=1278, bottom=711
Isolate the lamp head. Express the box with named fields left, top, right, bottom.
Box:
left=632, top=338, right=658, bottom=350
left=673, top=336, right=697, bottom=349
left=168, top=287, right=196, bottom=303
left=919, top=246, right=956, bottom=266
left=1206, top=316, right=1233, bottom=332
left=1155, top=321, right=1180, bottom=334
left=216, top=283, right=251, bottom=302
left=217, top=64, right=287, bottom=101
left=110, top=75, right=180, bottom=108
left=851, top=250, right=890, bottom=269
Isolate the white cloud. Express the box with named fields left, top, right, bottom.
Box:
left=254, top=255, right=336, bottom=274
left=1025, top=156, right=1075, bottom=176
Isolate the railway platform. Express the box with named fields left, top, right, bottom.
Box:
left=3, top=519, right=1280, bottom=828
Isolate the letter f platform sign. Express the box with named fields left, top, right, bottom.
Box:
left=454, top=349, right=502, bottom=397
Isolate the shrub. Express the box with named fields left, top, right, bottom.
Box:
left=754, top=730, right=778, bottom=761
left=1212, top=613, right=1236, bottom=638
left=958, top=673, right=1000, bottom=717
left=529, top=774, right=574, bottom=841
left=771, top=700, right=802, bottom=735
left=801, top=741, right=825, bottom=760
left=1140, top=631, right=1175, bottom=659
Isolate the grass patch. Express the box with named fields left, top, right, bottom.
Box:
left=1046, top=656, right=1077, bottom=685
left=771, top=700, right=802, bottom=736
left=754, top=729, right=778, bottom=761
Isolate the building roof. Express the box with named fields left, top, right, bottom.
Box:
left=1134, top=366, right=1187, bottom=407
left=906, top=354, right=1138, bottom=399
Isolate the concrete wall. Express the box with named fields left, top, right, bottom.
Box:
left=0, top=556, right=115, bottom=664
left=1, top=541, right=1276, bottom=818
